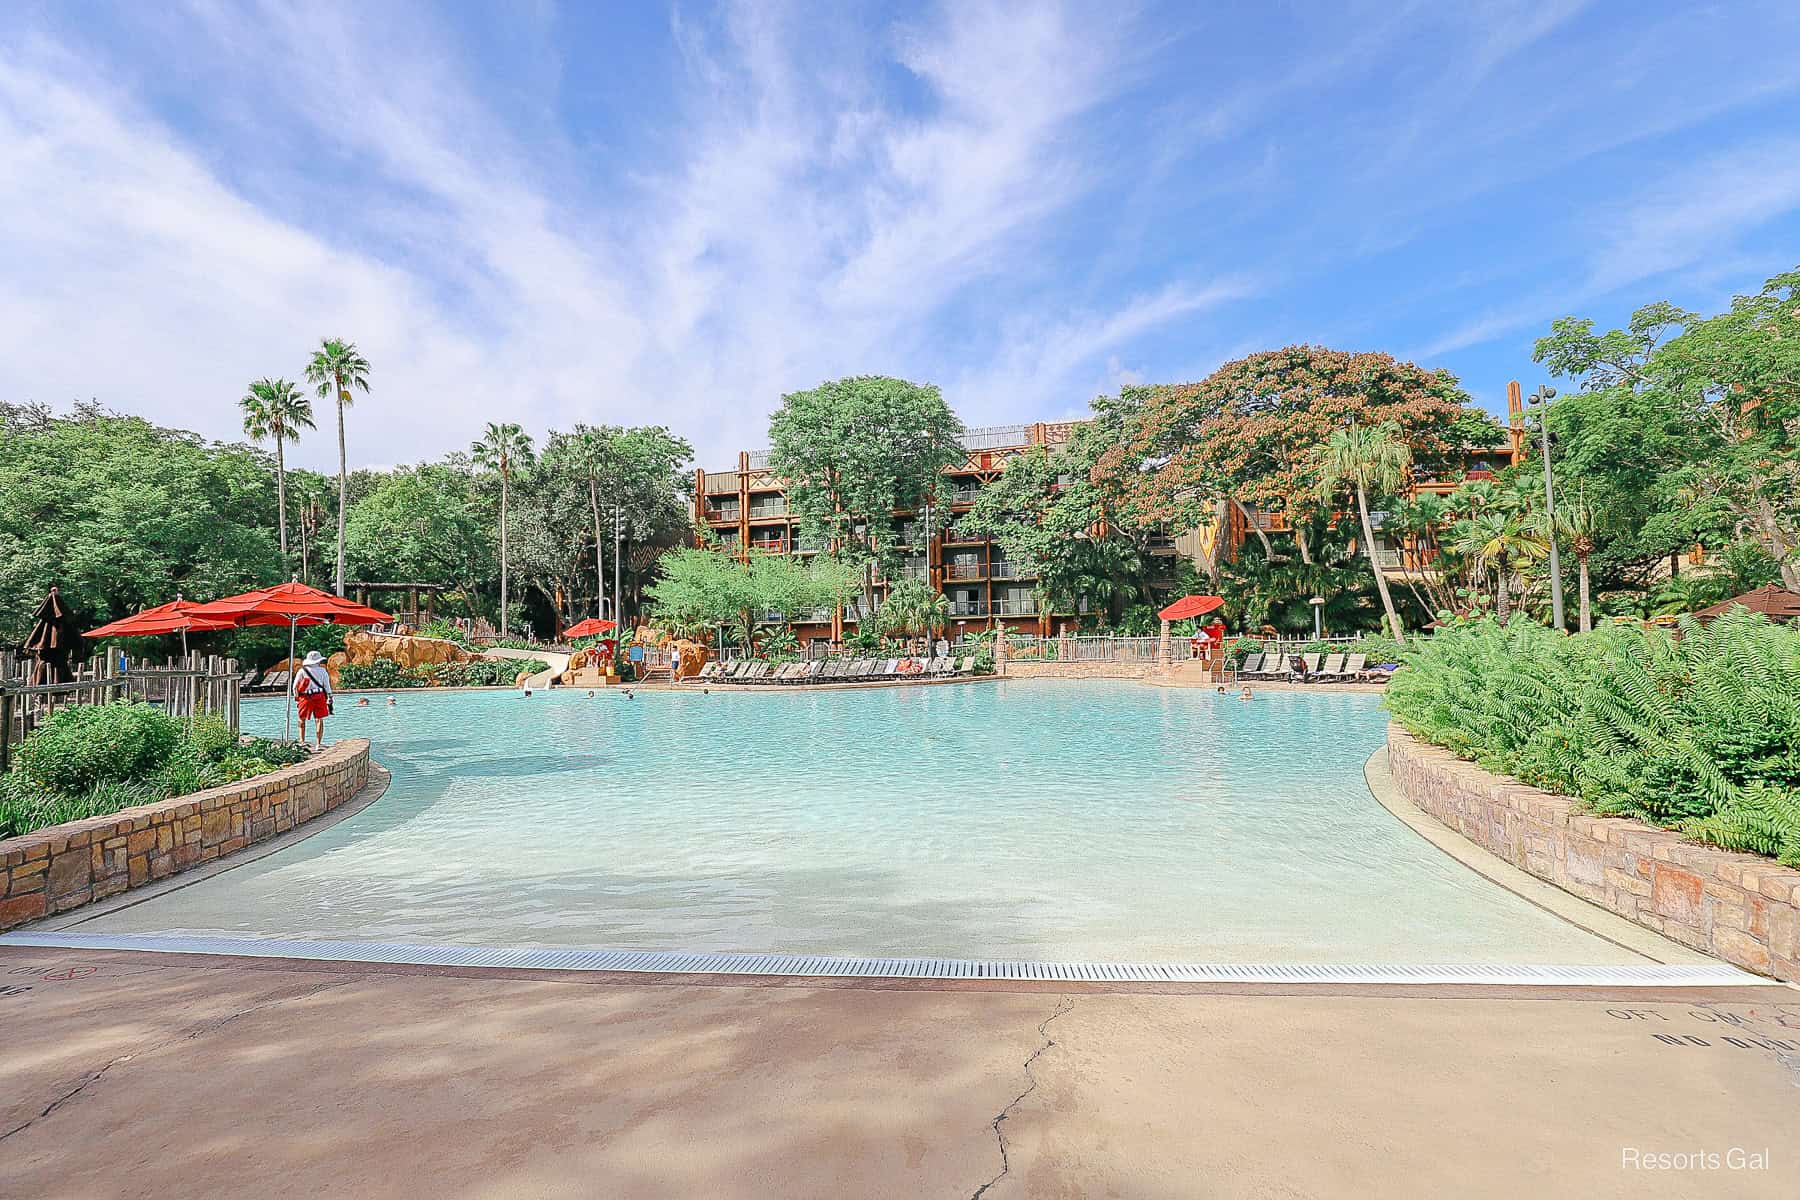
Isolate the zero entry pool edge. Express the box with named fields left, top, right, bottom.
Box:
left=0, top=931, right=1761, bottom=986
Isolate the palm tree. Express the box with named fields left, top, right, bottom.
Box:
left=570, top=426, right=611, bottom=619
left=238, top=378, right=315, bottom=568
left=472, top=422, right=536, bottom=636
left=1555, top=500, right=1599, bottom=633
left=303, top=339, right=372, bottom=595
left=1314, top=421, right=1412, bottom=644
left=1453, top=510, right=1548, bottom=623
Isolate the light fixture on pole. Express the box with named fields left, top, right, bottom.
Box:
left=613, top=506, right=623, bottom=628
left=1527, top=384, right=1565, bottom=631
left=1309, top=595, right=1325, bottom=640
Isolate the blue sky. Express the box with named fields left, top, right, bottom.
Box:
left=3, top=1, right=1799, bottom=471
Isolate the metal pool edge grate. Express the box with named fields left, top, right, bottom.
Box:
left=0, top=932, right=1763, bottom=987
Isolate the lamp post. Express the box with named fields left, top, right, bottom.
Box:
left=1527, top=385, right=1565, bottom=631
left=1309, top=595, right=1324, bottom=640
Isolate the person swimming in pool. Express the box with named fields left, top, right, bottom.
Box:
left=1240, top=686, right=1253, bottom=700
left=355, top=697, right=370, bottom=707
left=386, top=696, right=397, bottom=706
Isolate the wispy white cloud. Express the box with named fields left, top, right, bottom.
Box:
left=0, top=0, right=1217, bottom=469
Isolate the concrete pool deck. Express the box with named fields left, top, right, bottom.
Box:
left=2, top=944, right=1796, bottom=1199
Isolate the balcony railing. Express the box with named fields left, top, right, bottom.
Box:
left=704, top=505, right=740, bottom=523
left=897, top=561, right=929, bottom=580
left=948, top=486, right=982, bottom=505
left=944, top=562, right=985, bottom=580
left=747, top=499, right=788, bottom=519
left=948, top=599, right=989, bottom=617
left=942, top=526, right=984, bottom=543
left=748, top=538, right=787, bottom=553
left=958, top=424, right=1029, bottom=452
left=993, top=597, right=1038, bottom=616
left=988, top=560, right=1037, bottom=580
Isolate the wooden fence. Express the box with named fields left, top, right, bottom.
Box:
left=0, top=651, right=244, bottom=773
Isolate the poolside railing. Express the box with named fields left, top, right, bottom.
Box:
left=0, top=650, right=243, bottom=772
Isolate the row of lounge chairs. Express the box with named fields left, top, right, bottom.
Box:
left=689, top=657, right=980, bottom=685
left=1237, top=652, right=1391, bottom=684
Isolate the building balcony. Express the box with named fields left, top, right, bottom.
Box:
left=748, top=537, right=787, bottom=554
left=948, top=599, right=989, bottom=617
left=944, top=563, right=985, bottom=581
left=993, top=598, right=1038, bottom=616
left=948, top=486, right=982, bottom=505
left=942, top=526, right=985, bottom=544
left=896, top=560, right=929, bottom=580
left=704, top=506, right=740, bottom=523
left=989, top=560, right=1037, bottom=580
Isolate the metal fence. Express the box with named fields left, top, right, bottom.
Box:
left=0, top=650, right=244, bottom=773
left=1004, top=635, right=1163, bottom=662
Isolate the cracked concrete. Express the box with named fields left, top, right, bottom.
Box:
left=3, top=947, right=1798, bottom=1199
left=972, top=995, right=1073, bottom=1199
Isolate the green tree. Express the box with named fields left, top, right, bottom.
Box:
left=0, top=402, right=280, bottom=640
left=303, top=338, right=372, bottom=596
left=545, top=424, right=695, bottom=622
left=959, top=432, right=1145, bottom=622
left=343, top=465, right=492, bottom=611
left=1452, top=509, right=1547, bottom=624
left=1312, top=421, right=1413, bottom=643
left=470, top=422, right=536, bottom=636
left=646, top=547, right=839, bottom=651
left=768, top=376, right=963, bottom=607
left=875, top=577, right=949, bottom=642
left=1534, top=268, right=1800, bottom=592
left=1554, top=499, right=1599, bottom=633
left=237, top=378, right=314, bottom=568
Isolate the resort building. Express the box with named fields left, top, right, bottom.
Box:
left=693, top=422, right=1093, bottom=643
left=695, top=391, right=1527, bottom=644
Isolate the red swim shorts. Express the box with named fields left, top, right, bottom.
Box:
left=297, top=691, right=330, bottom=721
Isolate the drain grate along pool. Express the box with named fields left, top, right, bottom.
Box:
left=0, top=932, right=1759, bottom=986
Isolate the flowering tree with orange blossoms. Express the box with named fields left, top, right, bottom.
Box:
left=1091, top=346, right=1474, bottom=561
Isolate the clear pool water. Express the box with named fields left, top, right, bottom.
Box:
left=79, top=680, right=1639, bottom=964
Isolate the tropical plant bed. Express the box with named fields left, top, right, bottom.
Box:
left=0, top=701, right=310, bottom=839
left=1386, top=611, right=1800, bottom=866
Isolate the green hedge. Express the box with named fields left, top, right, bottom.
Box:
left=1386, top=611, right=1800, bottom=865
left=0, top=702, right=310, bottom=838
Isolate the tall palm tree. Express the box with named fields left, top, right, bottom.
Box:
left=238, top=378, right=315, bottom=568
left=570, top=426, right=611, bottom=619
left=472, top=422, right=536, bottom=636
left=303, top=338, right=372, bottom=596
left=1314, top=421, right=1412, bottom=644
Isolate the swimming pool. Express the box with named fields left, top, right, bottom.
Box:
left=56, top=679, right=1655, bottom=966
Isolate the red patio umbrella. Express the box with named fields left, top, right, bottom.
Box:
left=564, top=617, right=618, bottom=640
left=190, top=582, right=392, bottom=738
left=1157, top=594, right=1225, bottom=621
left=84, top=596, right=237, bottom=660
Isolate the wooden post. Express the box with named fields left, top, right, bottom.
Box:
left=0, top=690, right=12, bottom=774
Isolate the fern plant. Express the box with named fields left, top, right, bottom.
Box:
left=1388, top=610, right=1800, bottom=863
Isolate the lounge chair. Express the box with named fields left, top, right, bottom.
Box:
left=693, top=662, right=720, bottom=682
left=1298, top=652, right=1322, bottom=681
left=957, top=656, right=974, bottom=674
left=929, top=656, right=951, bottom=677
left=1323, top=653, right=1364, bottom=682
left=804, top=660, right=824, bottom=681
left=260, top=669, right=290, bottom=692
left=1316, top=653, right=1344, bottom=682
left=1236, top=653, right=1264, bottom=679
left=1244, top=654, right=1280, bottom=680
left=820, top=659, right=845, bottom=681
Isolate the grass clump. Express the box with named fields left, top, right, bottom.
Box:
left=1386, top=610, right=1800, bottom=865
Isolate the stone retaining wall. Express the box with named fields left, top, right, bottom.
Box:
left=1386, top=725, right=1800, bottom=982
left=1001, top=661, right=1157, bottom=679
left=0, top=739, right=370, bottom=931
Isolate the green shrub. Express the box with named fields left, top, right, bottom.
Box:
left=241, top=737, right=310, bottom=766
left=184, top=711, right=239, bottom=763
left=427, top=659, right=546, bottom=687
left=338, top=660, right=430, bottom=689
left=1387, top=610, right=1800, bottom=860
left=415, top=619, right=475, bottom=649
left=1347, top=635, right=1406, bottom=666
left=15, top=701, right=183, bottom=794
left=972, top=651, right=996, bottom=675
left=0, top=775, right=166, bottom=838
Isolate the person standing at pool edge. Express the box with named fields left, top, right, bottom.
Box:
left=292, top=650, right=333, bottom=746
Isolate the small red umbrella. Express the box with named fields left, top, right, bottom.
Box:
left=1158, top=594, right=1225, bottom=621
left=84, top=596, right=237, bottom=661
left=564, top=617, right=618, bottom=640
left=190, top=582, right=392, bottom=738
